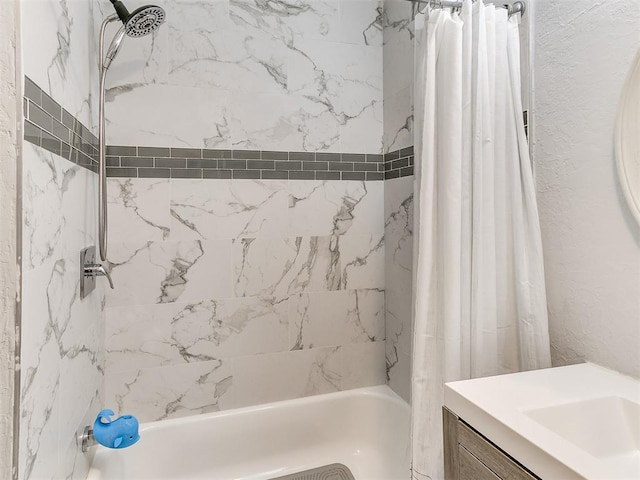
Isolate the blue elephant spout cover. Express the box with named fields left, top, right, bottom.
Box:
left=93, top=409, right=140, bottom=449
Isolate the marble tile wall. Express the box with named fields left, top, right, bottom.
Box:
left=105, top=178, right=386, bottom=421
left=384, top=176, right=414, bottom=403
left=383, top=1, right=414, bottom=402
left=20, top=141, right=105, bottom=480
left=104, top=0, right=384, bottom=154
left=382, top=0, right=414, bottom=154
left=101, top=0, right=393, bottom=421
left=19, top=2, right=105, bottom=479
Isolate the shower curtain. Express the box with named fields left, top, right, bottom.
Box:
left=410, top=2, right=551, bottom=479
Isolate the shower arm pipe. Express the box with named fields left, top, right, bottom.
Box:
left=410, top=0, right=526, bottom=17
left=98, top=15, right=120, bottom=262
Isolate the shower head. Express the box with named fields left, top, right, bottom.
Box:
left=109, top=1, right=166, bottom=38
left=124, top=5, right=166, bottom=37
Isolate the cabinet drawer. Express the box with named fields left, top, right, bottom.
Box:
left=460, top=446, right=500, bottom=480
left=458, top=421, right=538, bottom=480
left=443, top=407, right=541, bottom=480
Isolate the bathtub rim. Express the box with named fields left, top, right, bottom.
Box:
left=136, top=384, right=409, bottom=432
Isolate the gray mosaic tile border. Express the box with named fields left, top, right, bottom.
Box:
left=383, top=146, right=414, bottom=179
left=21, top=77, right=416, bottom=181
left=105, top=146, right=386, bottom=181
left=23, top=76, right=98, bottom=172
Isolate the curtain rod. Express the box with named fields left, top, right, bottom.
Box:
left=408, top=0, right=526, bottom=17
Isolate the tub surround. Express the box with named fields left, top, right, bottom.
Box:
left=384, top=176, right=414, bottom=403
left=105, top=0, right=384, bottom=154
left=105, top=177, right=386, bottom=421
left=20, top=139, right=105, bottom=480
left=18, top=2, right=105, bottom=479
left=383, top=0, right=415, bottom=403
left=382, top=1, right=414, bottom=155
left=17, top=1, right=414, bottom=470
left=101, top=0, right=404, bottom=422
left=444, top=363, right=640, bottom=480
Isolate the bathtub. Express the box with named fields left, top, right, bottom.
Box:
left=86, top=385, right=411, bottom=480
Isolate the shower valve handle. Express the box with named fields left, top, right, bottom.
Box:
left=84, top=264, right=114, bottom=289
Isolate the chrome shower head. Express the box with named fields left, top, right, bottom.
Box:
left=109, top=1, right=166, bottom=38
left=124, top=5, right=166, bottom=37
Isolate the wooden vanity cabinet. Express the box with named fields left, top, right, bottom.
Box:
left=443, top=407, right=541, bottom=480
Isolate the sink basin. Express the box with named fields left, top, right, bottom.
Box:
left=445, top=364, right=640, bottom=479
left=524, top=396, right=640, bottom=475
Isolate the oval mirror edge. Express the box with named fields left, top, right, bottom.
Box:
left=615, top=49, right=640, bottom=227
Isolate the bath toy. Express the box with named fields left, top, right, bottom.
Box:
left=92, top=409, right=140, bottom=449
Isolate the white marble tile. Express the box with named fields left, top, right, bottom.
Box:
left=383, top=86, right=413, bottom=153
left=386, top=290, right=413, bottom=356
left=167, top=15, right=286, bottom=94
left=227, top=91, right=340, bottom=151
left=230, top=0, right=342, bottom=44
left=108, top=178, right=171, bottom=243
left=386, top=345, right=412, bottom=404
left=289, top=289, right=384, bottom=350
left=22, top=0, right=99, bottom=131
left=233, top=236, right=341, bottom=297
left=107, top=239, right=233, bottom=307
left=350, top=288, right=386, bottom=342
left=384, top=176, right=414, bottom=294
left=285, top=38, right=383, bottom=153
left=106, top=295, right=289, bottom=373
left=289, top=290, right=352, bottom=349
left=383, top=25, right=414, bottom=97
left=287, top=180, right=384, bottom=237
left=170, top=179, right=288, bottom=241
left=339, top=234, right=385, bottom=290
left=106, top=83, right=232, bottom=148
left=106, top=304, right=176, bottom=372
left=58, top=392, right=102, bottom=480
left=384, top=176, right=414, bottom=402
left=339, top=98, right=384, bottom=154
left=22, top=143, right=97, bottom=272
left=172, top=296, right=289, bottom=359
left=105, top=360, right=234, bottom=422
left=341, top=341, right=386, bottom=389
left=339, top=1, right=383, bottom=46
left=19, top=263, right=62, bottom=479
left=230, top=347, right=342, bottom=408
left=58, top=351, right=102, bottom=469
left=382, top=0, right=414, bottom=47
left=287, top=39, right=382, bottom=113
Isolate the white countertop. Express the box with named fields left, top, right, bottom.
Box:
left=444, top=363, right=640, bottom=480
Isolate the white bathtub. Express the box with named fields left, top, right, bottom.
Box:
left=87, top=385, right=411, bottom=480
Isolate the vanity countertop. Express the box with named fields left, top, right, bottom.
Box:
left=444, top=363, right=640, bottom=480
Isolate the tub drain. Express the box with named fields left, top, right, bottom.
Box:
left=271, top=463, right=355, bottom=480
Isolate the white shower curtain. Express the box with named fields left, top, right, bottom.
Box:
left=410, top=3, right=552, bottom=479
